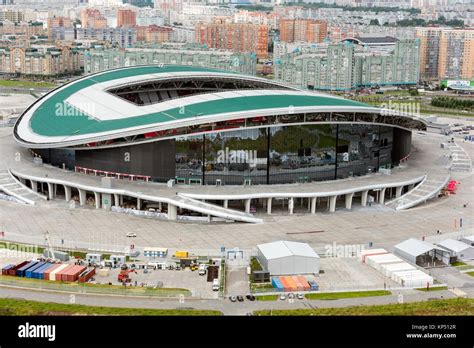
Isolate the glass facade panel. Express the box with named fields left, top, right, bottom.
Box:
left=175, top=135, right=203, bottom=181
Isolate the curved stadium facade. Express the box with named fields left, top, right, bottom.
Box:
left=14, top=65, right=426, bottom=185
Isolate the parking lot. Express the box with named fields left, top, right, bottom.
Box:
left=92, top=266, right=219, bottom=299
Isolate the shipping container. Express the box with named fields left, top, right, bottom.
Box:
left=49, top=264, right=71, bottom=281
left=284, top=276, right=298, bottom=291
left=291, top=276, right=305, bottom=291
left=25, top=262, right=45, bottom=278
left=43, top=264, right=63, bottom=280
left=16, top=261, right=38, bottom=277
left=1, top=264, right=14, bottom=275
left=380, top=262, right=416, bottom=278
left=33, top=263, right=55, bottom=279
left=8, top=261, right=29, bottom=276
left=297, top=276, right=311, bottom=291
left=271, top=277, right=283, bottom=291
left=174, top=251, right=188, bottom=258
left=278, top=276, right=292, bottom=292
left=58, top=265, right=77, bottom=282
left=78, top=268, right=96, bottom=283
left=65, top=266, right=86, bottom=282
left=308, top=281, right=318, bottom=291
left=366, top=254, right=403, bottom=272
left=360, top=248, right=388, bottom=262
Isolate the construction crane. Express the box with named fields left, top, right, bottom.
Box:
left=44, top=230, right=56, bottom=261
left=117, top=266, right=136, bottom=283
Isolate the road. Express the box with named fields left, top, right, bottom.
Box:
left=0, top=284, right=460, bottom=316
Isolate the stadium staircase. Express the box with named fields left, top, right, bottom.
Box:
left=0, top=170, right=45, bottom=205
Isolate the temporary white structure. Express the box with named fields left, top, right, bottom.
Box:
left=365, top=253, right=404, bottom=272
left=437, top=239, right=474, bottom=261
left=392, top=270, right=433, bottom=288
left=461, top=235, right=474, bottom=246
left=381, top=262, right=416, bottom=278
left=257, top=241, right=320, bottom=275
left=394, top=238, right=450, bottom=265
left=360, top=248, right=388, bottom=262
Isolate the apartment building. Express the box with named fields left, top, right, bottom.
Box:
left=47, top=16, right=73, bottom=39
left=81, top=9, right=108, bottom=29
left=117, top=8, right=136, bottom=28
left=279, top=19, right=328, bottom=43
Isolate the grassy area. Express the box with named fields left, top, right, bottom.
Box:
left=0, top=298, right=221, bottom=316
left=254, top=298, right=474, bottom=316
left=455, top=265, right=474, bottom=271
left=0, top=80, right=56, bottom=88
left=415, top=286, right=448, bottom=292
left=256, top=294, right=278, bottom=301
left=466, top=272, right=474, bottom=277
left=0, top=241, right=44, bottom=254
left=250, top=282, right=274, bottom=291
left=304, top=290, right=391, bottom=300
left=451, top=261, right=467, bottom=267
left=0, top=275, right=191, bottom=297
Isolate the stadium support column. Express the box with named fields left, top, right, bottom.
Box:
left=94, top=192, right=100, bottom=209
left=46, top=182, right=54, bottom=200
left=223, top=200, right=228, bottom=208
left=137, top=198, right=142, bottom=210
left=202, top=134, right=206, bottom=185
left=329, top=195, right=337, bottom=212
left=334, top=124, right=339, bottom=180
left=267, top=198, right=272, bottom=214
left=266, top=127, right=270, bottom=185
left=379, top=188, right=386, bottom=204
left=310, top=197, right=316, bottom=214
left=345, top=193, right=354, bottom=210
left=64, top=185, right=71, bottom=202
left=30, top=180, right=37, bottom=192
left=78, top=189, right=86, bottom=206
left=168, top=204, right=177, bottom=220
left=395, top=186, right=403, bottom=198
left=361, top=190, right=369, bottom=207
left=288, top=198, right=294, bottom=215
left=245, top=199, right=251, bottom=214
left=114, top=194, right=120, bottom=207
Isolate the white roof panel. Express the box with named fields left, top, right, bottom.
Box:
left=394, top=238, right=437, bottom=257
left=437, top=239, right=472, bottom=253
left=257, top=241, right=319, bottom=260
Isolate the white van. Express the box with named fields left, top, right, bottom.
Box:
left=212, top=278, right=219, bottom=291
left=198, top=264, right=207, bottom=276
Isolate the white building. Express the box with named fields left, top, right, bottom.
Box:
left=461, top=235, right=474, bottom=247
left=257, top=241, right=320, bottom=276
left=394, top=238, right=451, bottom=266
left=437, top=239, right=474, bottom=262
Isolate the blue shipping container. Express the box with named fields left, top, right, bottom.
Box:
left=271, top=277, right=283, bottom=291
left=16, top=261, right=38, bottom=277
left=32, top=263, right=52, bottom=279
left=25, top=262, right=45, bottom=278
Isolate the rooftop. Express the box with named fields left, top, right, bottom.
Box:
left=257, top=241, right=320, bottom=260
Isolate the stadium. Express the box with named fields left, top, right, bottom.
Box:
left=14, top=65, right=426, bottom=186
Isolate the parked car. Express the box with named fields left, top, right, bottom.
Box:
left=237, top=295, right=244, bottom=302
left=280, top=294, right=286, bottom=301
left=288, top=293, right=295, bottom=299
left=297, top=293, right=304, bottom=300
left=126, top=232, right=137, bottom=238
left=229, top=296, right=237, bottom=302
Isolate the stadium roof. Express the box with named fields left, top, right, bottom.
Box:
left=14, top=65, right=424, bottom=149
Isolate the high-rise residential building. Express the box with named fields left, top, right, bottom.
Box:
left=117, top=8, right=136, bottom=28
left=279, top=19, right=328, bottom=44
left=416, top=27, right=474, bottom=80
left=81, top=9, right=108, bottom=29
left=136, top=25, right=173, bottom=43
left=76, top=28, right=137, bottom=48
left=438, top=29, right=474, bottom=80
left=195, top=22, right=268, bottom=58
left=47, top=16, right=73, bottom=40
left=83, top=44, right=257, bottom=75
left=0, top=9, right=24, bottom=23
left=275, top=38, right=420, bottom=91
left=416, top=27, right=443, bottom=80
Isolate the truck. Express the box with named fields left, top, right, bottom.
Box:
left=212, top=278, right=219, bottom=291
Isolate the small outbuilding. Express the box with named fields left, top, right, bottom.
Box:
left=437, top=239, right=474, bottom=262
left=257, top=241, right=320, bottom=276
left=394, top=238, right=450, bottom=267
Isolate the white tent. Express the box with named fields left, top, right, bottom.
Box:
left=437, top=239, right=474, bottom=261
left=365, top=253, right=403, bottom=272
left=461, top=235, right=474, bottom=247
left=257, top=241, right=320, bottom=275
left=381, top=262, right=416, bottom=278
left=394, top=238, right=450, bottom=265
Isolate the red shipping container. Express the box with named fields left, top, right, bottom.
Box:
left=78, top=268, right=96, bottom=283
left=56, top=265, right=75, bottom=282
left=43, top=264, right=62, bottom=281
left=8, top=261, right=28, bottom=276
left=62, top=265, right=79, bottom=282
left=297, top=276, right=311, bottom=291
left=278, top=276, right=291, bottom=292
left=291, top=276, right=304, bottom=291
left=65, top=266, right=86, bottom=282
left=284, top=276, right=298, bottom=291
